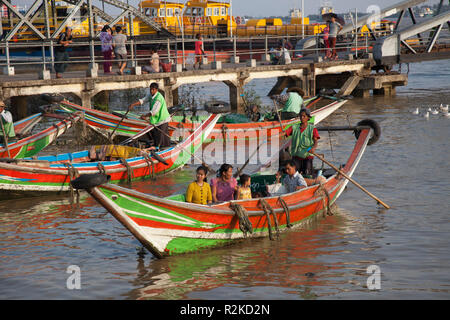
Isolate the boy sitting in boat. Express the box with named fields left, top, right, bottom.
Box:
left=267, top=160, right=326, bottom=196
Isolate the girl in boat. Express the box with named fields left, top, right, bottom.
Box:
left=237, top=174, right=252, bottom=200
left=211, top=164, right=238, bottom=203
left=186, top=166, right=212, bottom=205
left=284, top=108, right=320, bottom=177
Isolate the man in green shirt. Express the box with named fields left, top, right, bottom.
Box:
left=0, top=100, right=15, bottom=144
left=128, top=83, right=171, bottom=149
left=271, top=87, right=304, bottom=120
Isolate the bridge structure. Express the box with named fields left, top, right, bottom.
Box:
left=0, top=0, right=448, bottom=118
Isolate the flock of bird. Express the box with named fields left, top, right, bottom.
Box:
left=411, top=104, right=450, bottom=119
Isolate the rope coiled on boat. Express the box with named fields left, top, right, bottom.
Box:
left=277, top=196, right=292, bottom=228
left=120, top=158, right=133, bottom=183
left=97, top=162, right=106, bottom=174
left=230, top=202, right=253, bottom=237
left=314, top=183, right=333, bottom=217
left=64, top=162, right=79, bottom=204
left=259, top=199, right=279, bottom=241
left=143, top=153, right=156, bottom=179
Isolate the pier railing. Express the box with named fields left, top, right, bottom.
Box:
left=1, top=31, right=449, bottom=77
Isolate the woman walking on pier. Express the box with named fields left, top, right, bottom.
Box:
left=100, top=25, right=114, bottom=74
left=194, top=34, right=205, bottom=70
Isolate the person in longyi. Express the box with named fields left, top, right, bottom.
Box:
left=284, top=108, right=320, bottom=177
left=0, top=100, right=15, bottom=144
left=128, top=82, right=171, bottom=149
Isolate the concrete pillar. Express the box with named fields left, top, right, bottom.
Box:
left=247, top=59, right=257, bottom=67
left=224, top=80, right=245, bottom=113
left=131, top=66, right=142, bottom=75
left=11, top=96, right=28, bottom=119
left=79, top=91, right=93, bottom=108
left=353, top=89, right=370, bottom=98
left=162, top=86, right=174, bottom=107
left=373, top=85, right=395, bottom=96
left=230, top=56, right=240, bottom=64
left=172, top=87, right=179, bottom=106
left=212, top=61, right=222, bottom=70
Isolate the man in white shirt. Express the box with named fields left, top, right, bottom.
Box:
left=0, top=100, right=15, bottom=144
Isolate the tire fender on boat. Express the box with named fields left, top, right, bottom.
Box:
left=354, top=119, right=381, bottom=145
left=71, top=173, right=111, bottom=190
left=204, top=101, right=231, bottom=114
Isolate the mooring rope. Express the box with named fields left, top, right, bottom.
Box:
left=259, top=199, right=279, bottom=240
left=314, top=183, right=333, bottom=217
left=230, top=202, right=253, bottom=237
left=97, top=162, right=106, bottom=174
left=277, top=196, right=292, bottom=228
left=64, top=162, right=79, bottom=204
left=120, top=158, right=133, bottom=183
left=143, top=153, right=156, bottom=180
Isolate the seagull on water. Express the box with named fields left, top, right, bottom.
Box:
left=412, top=107, right=419, bottom=115
left=431, top=108, right=439, bottom=115
left=440, top=104, right=449, bottom=112
left=423, top=111, right=430, bottom=119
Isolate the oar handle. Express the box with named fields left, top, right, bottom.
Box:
left=108, top=108, right=131, bottom=141
left=150, top=122, right=217, bottom=175
left=310, top=151, right=390, bottom=209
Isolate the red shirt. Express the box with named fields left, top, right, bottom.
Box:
left=195, top=40, right=203, bottom=55
left=285, top=125, right=320, bottom=159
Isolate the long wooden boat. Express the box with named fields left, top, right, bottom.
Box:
left=56, top=97, right=347, bottom=142
left=0, top=114, right=220, bottom=193
left=13, top=113, right=44, bottom=136
left=70, top=121, right=377, bottom=258
left=0, top=114, right=80, bottom=159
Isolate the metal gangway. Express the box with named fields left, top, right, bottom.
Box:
left=295, top=0, right=450, bottom=66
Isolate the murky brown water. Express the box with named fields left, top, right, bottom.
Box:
left=1, top=60, right=449, bottom=299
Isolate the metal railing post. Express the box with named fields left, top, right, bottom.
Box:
left=249, top=36, right=252, bottom=61
left=233, top=35, right=237, bottom=61
left=213, top=36, right=216, bottom=62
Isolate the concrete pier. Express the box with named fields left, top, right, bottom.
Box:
left=0, top=58, right=408, bottom=114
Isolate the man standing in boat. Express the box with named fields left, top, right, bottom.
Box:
left=0, top=100, right=15, bottom=144
left=128, top=83, right=171, bottom=149
left=271, top=87, right=305, bottom=120
left=284, top=108, right=319, bottom=177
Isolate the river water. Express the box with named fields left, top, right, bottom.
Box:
left=0, top=60, right=449, bottom=300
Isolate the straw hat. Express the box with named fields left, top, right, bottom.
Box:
left=286, top=87, right=305, bottom=97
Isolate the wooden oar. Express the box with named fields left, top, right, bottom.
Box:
left=149, top=122, right=217, bottom=175
left=309, top=150, right=390, bottom=209
left=108, top=108, right=131, bottom=142
left=0, top=117, right=11, bottom=158
left=271, top=98, right=286, bottom=133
